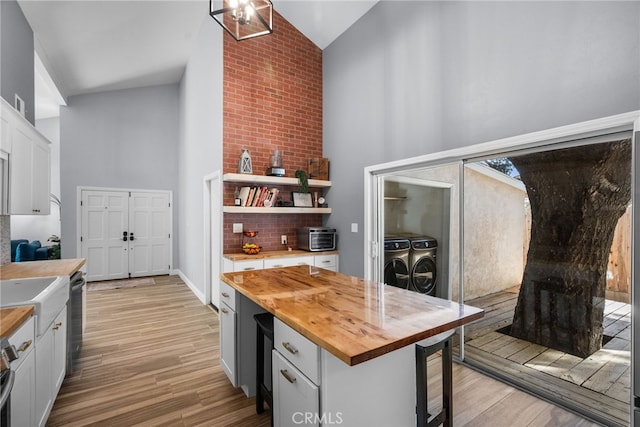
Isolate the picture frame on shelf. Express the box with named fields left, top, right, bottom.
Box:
left=292, top=192, right=313, bottom=207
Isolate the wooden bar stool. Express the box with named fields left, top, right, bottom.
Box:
left=254, top=312, right=274, bottom=422
left=415, top=329, right=455, bottom=427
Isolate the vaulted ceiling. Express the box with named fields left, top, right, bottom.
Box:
left=17, top=1, right=378, bottom=118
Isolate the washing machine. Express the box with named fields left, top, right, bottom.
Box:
left=409, top=236, right=438, bottom=295
left=383, top=237, right=411, bottom=289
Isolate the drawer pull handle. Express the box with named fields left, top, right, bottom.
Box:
left=221, top=292, right=230, bottom=298
left=280, top=369, right=296, bottom=384
left=273, top=265, right=283, bottom=268
left=18, top=340, right=32, bottom=352
left=243, top=267, right=255, bottom=271
left=221, top=307, right=229, bottom=314
left=53, top=322, right=63, bottom=331
left=322, top=260, right=330, bottom=264
left=282, top=342, right=299, bottom=355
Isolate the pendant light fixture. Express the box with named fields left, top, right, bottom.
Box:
left=210, top=0, right=273, bottom=41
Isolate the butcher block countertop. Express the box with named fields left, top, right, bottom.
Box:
left=0, top=258, right=85, bottom=280
left=0, top=305, right=35, bottom=338
left=224, top=249, right=338, bottom=261
left=220, top=265, right=484, bottom=366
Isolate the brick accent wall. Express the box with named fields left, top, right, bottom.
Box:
left=223, top=10, right=324, bottom=254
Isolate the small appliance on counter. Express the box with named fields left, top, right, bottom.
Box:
left=297, top=227, right=336, bottom=252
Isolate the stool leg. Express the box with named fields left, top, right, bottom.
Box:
left=256, top=326, right=265, bottom=414
left=415, top=345, right=428, bottom=427
left=442, top=339, right=452, bottom=427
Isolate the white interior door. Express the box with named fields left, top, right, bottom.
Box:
left=81, top=190, right=129, bottom=281
left=80, top=188, right=172, bottom=281
left=128, top=192, right=171, bottom=278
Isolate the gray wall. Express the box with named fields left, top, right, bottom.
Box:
left=324, top=1, right=640, bottom=277
left=0, top=0, right=34, bottom=124
left=60, top=84, right=179, bottom=261
left=177, top=17, right=223, bottom=300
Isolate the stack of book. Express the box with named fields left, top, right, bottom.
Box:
left=238, top=186, right=280, bottom=207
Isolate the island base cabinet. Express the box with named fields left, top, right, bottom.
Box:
left=272, top=350, right=319, bottom=427
left=220, top=301, right=237, bottom=386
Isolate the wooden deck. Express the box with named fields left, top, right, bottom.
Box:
left=464, top=287, right=631, bottom=427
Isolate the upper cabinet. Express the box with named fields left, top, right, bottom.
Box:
left=1, top=98, right=51, bottom=215
left=223, top=173, right=331, bottom=214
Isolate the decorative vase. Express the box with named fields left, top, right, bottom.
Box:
left=239, top=149, right=253, bottom=174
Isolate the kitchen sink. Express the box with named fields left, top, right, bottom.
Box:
left=0, top=276, right=70, bottom=336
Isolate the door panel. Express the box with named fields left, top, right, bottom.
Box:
left=81, top=191, right=128, bottom=281
left=129, top=192, right=170, bottom=277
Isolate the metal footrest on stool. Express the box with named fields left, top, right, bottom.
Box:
left=415, top=330, right=455, bottom=427
left=254, top=312, right=274, bottom=424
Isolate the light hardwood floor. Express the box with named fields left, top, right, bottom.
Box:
left=47, top=275, right=598, bottom=426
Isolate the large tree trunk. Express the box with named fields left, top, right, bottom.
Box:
left=509, top=139, right=631, bottom=358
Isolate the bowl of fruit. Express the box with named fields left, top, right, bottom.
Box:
left=242, top=243, right=261, bottom=255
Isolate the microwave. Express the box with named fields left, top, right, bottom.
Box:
left=297, top=227, right=336, bottom=252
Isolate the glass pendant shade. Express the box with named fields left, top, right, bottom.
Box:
left=210, top=0, right=273, bottom=41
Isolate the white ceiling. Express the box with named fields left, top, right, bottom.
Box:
left=17, top=0, right=378, bottom=119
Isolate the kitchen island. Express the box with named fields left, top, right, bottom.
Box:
left=220, top=265, right=483, bottom=426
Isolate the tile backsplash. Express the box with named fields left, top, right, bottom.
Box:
left=0, top=215, right=10, bottom=264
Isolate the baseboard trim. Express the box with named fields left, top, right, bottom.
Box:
left=174, top=269, right=206, bottom=304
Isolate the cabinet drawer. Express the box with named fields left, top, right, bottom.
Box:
left=275, top=318, right=320, bottom=384
left=233, top=259, right=264, bottom=272
left=219, top=281, right=236, bottom=310
left=273, top=350, right=320, bottom=427
left=9, top=315, right=35, bottom=371
left=314, top=254, right=336, bottom=270
left=264, top=256, right=313, bottom=269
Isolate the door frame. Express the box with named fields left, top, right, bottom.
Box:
left=203, top=170, right=223, bottom=308
left=76, top=186, right=173, bottom=276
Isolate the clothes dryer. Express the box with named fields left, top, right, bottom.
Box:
left=408, top=236, right=438, bottom=295
left=383, top=238, right=410, bottom=289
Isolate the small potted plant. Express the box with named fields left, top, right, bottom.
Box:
left=295, top=169, right=309, bottom=193
left=47, top=235, right=61, bottom=259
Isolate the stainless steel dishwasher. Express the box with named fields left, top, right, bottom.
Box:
left=67, top=271, right=85, bottom=373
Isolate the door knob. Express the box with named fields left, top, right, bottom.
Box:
left=122, top=231, right=128, bottom=242
left=129, top=232, right=135, bottom=241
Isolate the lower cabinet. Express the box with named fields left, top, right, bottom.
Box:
left=219, top=280, right=266, bottom=397
left=223, top=253, right=338, bottom=273
left=272, top=318, right=321, bottom=427
left=272, top=351, right=319, bottom=427
left=36, top=306, right=67, bottom=427
left=9, top=316, right=36, bottom=426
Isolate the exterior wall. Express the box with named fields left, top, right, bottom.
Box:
left=463, top=165, right=526, bottom=300
left=222, top=10, right=323, bottom=253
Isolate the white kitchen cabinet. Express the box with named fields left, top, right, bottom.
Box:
left=35, top=306, right=67, bottom=427
left=273, top=351, right=320, bottom=427
left=263, top=255, right=313, bottom=269
left=224, top=253, right=338, bottom=273
left=9, top=316, right=36, bottom=427
left=223, top=258, right=264, bottom=272
left=219, top=281, right=237, bottom=386
left=313, top=254, right=338, bottom=272
left=271, top=318, right=321, bottom=427
left=7, top=100, right=50, bottom=215
left=219, top=280, right=267, bottom=397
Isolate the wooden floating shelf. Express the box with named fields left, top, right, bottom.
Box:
left=223, top=206, right=332, bottom=214
left=223, top=173, right=332, bottom=188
